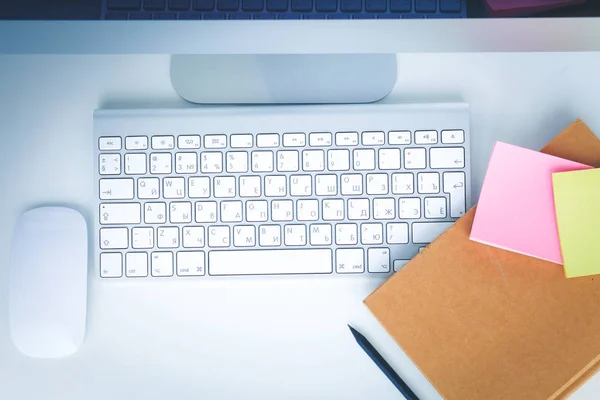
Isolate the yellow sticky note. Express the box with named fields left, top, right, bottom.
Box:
left=552, top=168, right=600, bottom=278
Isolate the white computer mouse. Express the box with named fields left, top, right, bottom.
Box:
left=9, top=206, right=88, bottom=358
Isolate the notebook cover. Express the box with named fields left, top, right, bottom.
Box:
left=470, top=141, right=591, bottom=264
left=364, top=120, right=600, bottom=400
left=552, top=168, right=600, bottom=278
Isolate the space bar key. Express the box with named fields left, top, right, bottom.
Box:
left=209, top=249, right=333, bottom=276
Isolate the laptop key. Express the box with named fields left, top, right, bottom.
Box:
left=218, top=0, right=240, bottom=11
left=365, top=0, right=385, bottom=12
left=144, top=0, right=166, bottom=10
left=389, top=0, right=410, bottom=12
left=169, top=0, right=191, bottom=9
left=440, top=0, right=461, bottom=12
left=415, top=0, right=435, bottom=12
left=107, top=0, right=141, bottom=10
left=242, top=0, right=263, bottom=10
left=340, top=0, right=361, bottom=12
left=291, top=0, right=312, bottom=12
left=316, top=0, right=335, bottom=11
left=267, top=0, right=288, bottom=11
left=193, top=0, right=215, bottom=10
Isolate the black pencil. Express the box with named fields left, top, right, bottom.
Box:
left=348, top=325, right=420, bottom=400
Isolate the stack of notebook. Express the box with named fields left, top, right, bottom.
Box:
left=364, top=120, right=600, bottom=400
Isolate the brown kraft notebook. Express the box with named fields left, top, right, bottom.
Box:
left=364, top=119, right=600, bottom=400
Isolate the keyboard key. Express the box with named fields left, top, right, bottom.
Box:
left=365, top=0, right=385, bottom=12
left=100, top=253, right=123, bottom=278
left=309, top=132, right=332, bottom=147
left=316, top=0, right=336, bottom=11
left=424, top=197, right=447, bottom=219
left=282, top=133, right=305, bottom=147
left=430, top=147, right=464, bottom=169
left=209, top=249, right=332, bottom=275
left=328, top=149, right=350, bottom=171
left=415, top=130, right=438, bottom=144
left=323, top=199, right=344, bottom=221
left=309, top=224, right=332, bottom=246
left=412, top=222, right=453, bottom=244
left=297, top=199, right=319, bottom=221
left=242, top=0, right=264, bottom=10
left=386, top=222, right=408, bottom=244
left=393, top=259, right=409, bottom=272
left=392, top=173, right=413, bottom=194
left=226, top=151, right=249, bottom=173
left=366, top=173, right=388, bottom=195
left=125, top=136, right=148, bottom=150
left=284, top=224, right=306, bottom=246
left=208, top=226, right=230, bottom=247
left=175, top=152, right=198, bottom=174
left=239, top=176, right=261, bottom=197
left=194, top=0, right=215, bottom=9
left=152, top=135, right=175, bottom=149
left=246, top=200, right=270, bottom=222
left=170, top=201, right=193, bottom=223
left=132, top=227, right=154, bottom=249
left=100, top=228, right=129, bottom=249
left=290, top=175, right=312, bottom=196
left=213, top=176, right=236, bottom=198
left=373, top=198, right=395, bottom=219
left=182, top=226, right=205, bottom=248
left=388, top=131, right=411, bottom=145
left=144, top=202, right=167, bottom=223
left=353, top=149, right=375, bottom=170
left=99, top=137, right=122, bottom=151
left=361, top=223, right=383, bottom=245
left=233, top=225, right=256, bottom=247
left=150, top=153, right=172, bottom=174
left=362, top=131, right=385, bottom=146
left=99, top=178, right=134, bottom=200
left=291, top=0, right=312, bottom=11
left=302, top=150, right=325, bottom=171
left=441, top=129, right=465, bottom=144
left=144, top=0, right=166, bottom=10
left=399, top=198, right=420, bottom=219
left=188, top=176, right=210, bottom=198
left=336, top=248, right=364, bottom=273
left=336, top=223, right=357, bottom=245
left=126, top=253, right=149, bottom=277
left=415, top=0, right=435, bottom=12
left=417, top=172, right=440, bottom=194
left=390, top=0, right=410, bottom=12
left=341, top=173, right=362, bottom=195
left=157, top=227, right=180, bottom=248
left=336, top=131, right=359, bottom=146
left=151, top=252, right=174, bottom=277
left=107, top=0, right=141, bottom=10
left=271, top=200, right=292, bottom=221
left=277, top=150, right=299, bottom=172
left=196, top=201, right=218, bottom=223
left=125, top=153, right=147, bottom=174
left=440, top=0, right=461, bottom=12
left=204, top=134, right=227, bottom=149
left=163, top=177, right=186, bottom=199
left=404, top=148, right=426, bottom=169
left=252, top=151, right=274, bottom=172
left=177, top=252, right=206, bottom=276
left=169, top=0, right=191, bottom=9
left=218, top=0, right=240, bottom=10
left=138, top=177, right=160, bottom=199
left=100, top=203, right=141, bottom=225
left=367, top=248, right=390, bottom=273
left=316, top=174, right=337, bottom=196
left=267, top=0, right=288, bottom=11
left=443, top=171, right=466, bottom=218
left=201, top=152, right=223, bottom=173
left=256, top=133, right=280, bottom=148
left=340, top=0, right=361, bottom=12
left=177, top=135, right=200, bottom=149
left=221, top=201, right=243, bottom=222
left=348, top=198, right=370, bottom=220
left=378, top=148, right=401, bottom=170
left=230, top=134, right=253, bottom=148
left=99, top=154, right=121, bottom=175
left=265, top=175, right=287, bottom=197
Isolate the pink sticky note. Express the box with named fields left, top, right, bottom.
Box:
left=470, top=142, right=592, bottom=264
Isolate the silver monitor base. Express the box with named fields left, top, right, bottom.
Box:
left=170, top=54, right=397, bottom=104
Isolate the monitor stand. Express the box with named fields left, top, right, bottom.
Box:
left=170, top=54, right=397, bottom=104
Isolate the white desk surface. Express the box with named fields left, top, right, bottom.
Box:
left=1, top=53, right=600, bottom=400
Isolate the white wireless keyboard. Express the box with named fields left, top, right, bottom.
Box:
left=94, top=104, right=471, bottom=278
